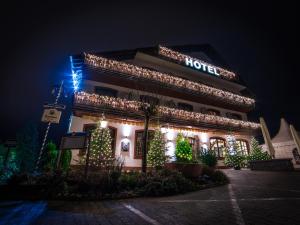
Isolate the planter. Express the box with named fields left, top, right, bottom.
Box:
left=249, top=158, right=294, bottom=171
left=165, top=162, right=203, bottom=178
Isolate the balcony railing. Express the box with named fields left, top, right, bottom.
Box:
left=74, top=92, right=260, bottom=131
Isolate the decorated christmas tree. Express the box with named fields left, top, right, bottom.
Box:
left=175, top=133, right=192, bottom=162
left=89, top=123, right=113, bottom=169
left=147, top=129, right=166, bottom=169
left=224, top=135, right=245, bottom=169
left=248, top=137, right=271, bottom=161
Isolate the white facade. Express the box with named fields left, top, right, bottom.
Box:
left=69, top=45, right=257, bottom=169
left=69, top=115, right=252, bottom=168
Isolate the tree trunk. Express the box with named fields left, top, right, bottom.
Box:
left=142, top=115, right=150, bottom=173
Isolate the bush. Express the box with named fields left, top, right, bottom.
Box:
left=143, top=182, right=164, bottom=196
left=60, top=149, right=72, bottom=172
left=199, top=150, right=217, bottom=167
left=42, top=141, right=58, bottom=172
left=201, top=165, right=215, bottom=177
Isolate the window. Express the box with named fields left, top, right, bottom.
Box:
left=210, top=137, right=226, bottom=158
left=207, top=109, right=220, bottom=116
left=178, top=102, right=193, bottom=112
left=188, top=137, right=196, bottom=148
left=140, top=95, right=159, bottom=105
left=226, top=112, right=242, bottom=120
left=236, top=139, right=249, bottom=155
left=95, top=86, right=118, bottom=97
left=82, top=124, right=117, bottom=157
left=134, top=130, right=155, bottom=159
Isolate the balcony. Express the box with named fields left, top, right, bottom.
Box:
left=73, top=92, right=260, bottom=133
left=83, top=53, right=255, bottom=112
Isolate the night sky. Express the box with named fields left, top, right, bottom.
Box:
left=0, top=1, right=299, bottom=143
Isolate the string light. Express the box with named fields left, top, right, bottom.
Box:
left=75, top=92, right=260, bottom=130
left=158, top=46, right=237, bottom=80
left=84, top=53, right=255, bottom=107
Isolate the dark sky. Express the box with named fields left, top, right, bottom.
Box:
left=0, top=0, right=299, bottom=142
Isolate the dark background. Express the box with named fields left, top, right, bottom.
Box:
left=0, top=0, right=299, bottom=143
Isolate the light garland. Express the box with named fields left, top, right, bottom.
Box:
left=158, top=46, right=237, bottom=80
left=84, top=53, right=255, bottom=108
left=74, top=92, right=260, bottom=130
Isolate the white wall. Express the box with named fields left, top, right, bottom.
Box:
left=70, top=115, right=252, bottom=168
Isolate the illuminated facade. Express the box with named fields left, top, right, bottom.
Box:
left=69, top=45, right=260, bottom=169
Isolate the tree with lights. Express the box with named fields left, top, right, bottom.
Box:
left=175, top=133, right=192, bottom=162
left=224, top=135, right=245, bottom=169
left=248, top=137, right=271, bottom=161
left=147, top=129, right=167, bottom=169
left=89, top=123, right=113, bottom=169
left=140, top=101, right=158, bottom=173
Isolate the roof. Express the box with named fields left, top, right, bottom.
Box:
left=272, top=118, right=294, bottom=143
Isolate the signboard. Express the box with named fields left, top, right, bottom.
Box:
left=41, top=108, right=62, bottom=124
left=60, top=132, right=88, bottom=150
left=185, top=57, right=220, bottom=76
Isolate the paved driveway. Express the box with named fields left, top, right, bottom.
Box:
left=1, top=169, right=300, bottom=225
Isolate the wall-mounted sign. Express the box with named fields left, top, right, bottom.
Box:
left=185, top=57, right=220, bottom=76
left=121, top=140, right=130, bottom=152
left=41, top=108, right=62, bottom=124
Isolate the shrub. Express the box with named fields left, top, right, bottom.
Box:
left=198, top=150, right=217, bottom=167
left=201, top=165, right=215, bottom=177
left=175, top=133, right=192, bottom=162
left=43, top=141, right=58, bottom=172
left=60, top=149, right=72, bottom=172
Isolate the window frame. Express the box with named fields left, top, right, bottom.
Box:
left=134, top=129, right=155, bottom=159
left=236, top=139, right=249, bottom=155
left=209, top=137, right=226, bottom=159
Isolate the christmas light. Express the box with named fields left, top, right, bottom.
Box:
left=84, top=53, right=255, bottom=107
left=70, top=56, right=82, bottom=91
left=200, top=132, right=208, bottom=143
left=99, top=113, right=108, bottom=128
left=158, top=46, right=237, bottom=80
left=74, top=91, right=260, bottom=130
left=122, top=124, right=131, bottom=137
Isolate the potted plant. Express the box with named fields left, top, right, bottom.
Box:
left=166, top=133, right=202, bottom=178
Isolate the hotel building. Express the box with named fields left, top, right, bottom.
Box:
left=68, top=45, right=260, bottom=169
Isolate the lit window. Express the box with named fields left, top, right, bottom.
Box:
left=236, top=140, right=249, bottom=155
left=210, top=138, right=226, bottom=158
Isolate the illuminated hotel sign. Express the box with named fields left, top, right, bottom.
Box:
left=185, top=57, right=220, bottom=76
